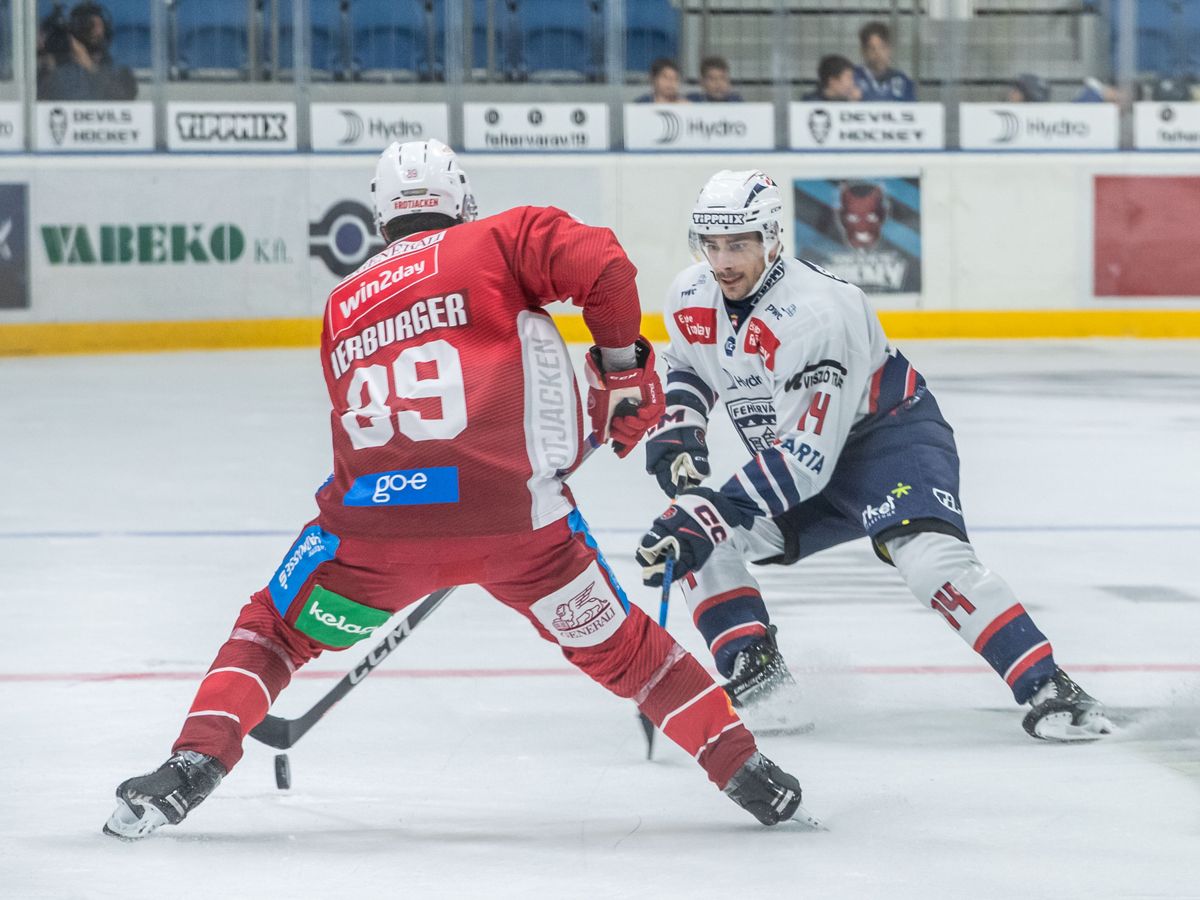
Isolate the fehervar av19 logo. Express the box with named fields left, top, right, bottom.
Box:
left=39, top=222, right=292, bottom=266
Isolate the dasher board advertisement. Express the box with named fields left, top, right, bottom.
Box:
left=35, top=102, right=154, bottom=152
left=311, top=103, right=451, bottom=152
left=463, top=103, right=609, bottom=152
left=959, top=103, right=1118, bottom=150
left=168, top=102, right=298, bottom=152
left=789, top=103, right=944, bottom=150
left=624, top=103, right=774, bottom=151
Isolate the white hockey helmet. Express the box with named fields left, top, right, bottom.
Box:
left=371, top=138, right=478, bottom=240
left=688, top=169, right=784, bottom=263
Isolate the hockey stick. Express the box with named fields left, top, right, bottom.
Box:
left=638, top=469, right=688, bottom=760
left=249, top=433, right=605, bottom=753
left=248, top=585, right=454, bottom=751
left=637, top=550, right=675, bottom=760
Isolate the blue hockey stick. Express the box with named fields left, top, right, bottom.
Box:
left=637, top=549, right=676, bottom=760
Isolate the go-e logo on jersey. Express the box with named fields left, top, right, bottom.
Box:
left=343, top=466, right=459, bottom=507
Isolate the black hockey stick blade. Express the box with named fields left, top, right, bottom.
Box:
left=248, top=586, right=455, bottom=750
left=638, top=712, right=656, bottom=760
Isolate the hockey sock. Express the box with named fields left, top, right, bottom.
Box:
left=887, top=532, right=1057, bottom=704
left=688, top=586, right=770, bottom=678
left=565, top=605, right=755, bottom=789
left=173, top=593, right=315, bottom=771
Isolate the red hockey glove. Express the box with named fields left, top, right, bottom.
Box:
left=585, top=337, right=666, bottom=458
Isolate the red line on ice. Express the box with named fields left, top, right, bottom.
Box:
left=2, top=662, right=1199, bottom=683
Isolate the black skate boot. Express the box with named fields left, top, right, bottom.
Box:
left=103, top=751, right=226, bottom=840
left=723, top=751, right=822, bottom=829
left=1022, top=667, right=1114, bottom=742
left=723, top=626, right=811, bottom=735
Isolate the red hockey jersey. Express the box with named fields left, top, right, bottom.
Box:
left=315, top=206, right=641, bottom=540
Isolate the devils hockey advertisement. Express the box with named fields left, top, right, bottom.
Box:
left=792, top=177, right=922, bottom=294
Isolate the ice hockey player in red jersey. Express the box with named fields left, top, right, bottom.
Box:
left=104, top=140, right=817, bottom=840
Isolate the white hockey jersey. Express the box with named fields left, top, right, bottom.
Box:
left=661, top=257, right=924, bottom=519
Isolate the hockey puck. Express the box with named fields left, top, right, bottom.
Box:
left=274, top=753, right=291, bottom=790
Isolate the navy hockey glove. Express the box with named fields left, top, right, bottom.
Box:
left=637, top=487, right=756, bottom=586
left=645, top=422, right=710, bottom=498
left=585, top=337, right=666, bottom=458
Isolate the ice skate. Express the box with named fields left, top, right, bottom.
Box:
left=724, top=751, right=823, bottom=829
left=103, top=751, right=226, bottom=841
left=1022, top=667, right=1114, bottom=742
left=723, top=625, right=812, bottom=736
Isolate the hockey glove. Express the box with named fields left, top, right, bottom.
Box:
left=585, top=337, right=665, bottom=458
left=645, top=423, right=710, bottom=498
left=637, top=487, right=756, bottom=586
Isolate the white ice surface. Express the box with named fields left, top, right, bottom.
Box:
left=2, top=340, right=1199, bottom=899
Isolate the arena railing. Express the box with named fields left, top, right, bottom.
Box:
left=0, top=0, right=1187, bottom=152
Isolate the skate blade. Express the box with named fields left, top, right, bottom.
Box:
left=102, top=797, right=168, bottom=841
left=1031, top=710, right=1116, bottom=743
left=787, top=803, right=827, bottom=832
left=752, top=721, right=816, bottom=738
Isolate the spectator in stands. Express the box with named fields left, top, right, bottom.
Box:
left=1074, top=76, right=1123, bottom=103
left=1146, top=75, right=1193, bottom=101
left=37, top=2, right=136, bottom=102
left=854, top=22, right=914, bottom=101
left=1005, top=73, right=1050, bottom=102
left=636, top=57, right=687, bottom=104
left=686, top=55, right=744, bottom=103
left=802, top=55, right=862, bottom=102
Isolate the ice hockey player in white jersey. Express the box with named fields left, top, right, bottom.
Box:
left=635, top=169, right=1113, bottom=742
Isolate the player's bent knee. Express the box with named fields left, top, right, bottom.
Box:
left=886, top=530, right=979, bottom=601
left=886, top=531, right=1021, bottom=642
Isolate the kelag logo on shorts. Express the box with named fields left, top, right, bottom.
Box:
left=343, top=466, right=459, bottom=507
left=0, top=184, right=29, bottom=309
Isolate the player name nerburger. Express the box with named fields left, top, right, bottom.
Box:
left=329, top=292, right=470, bottom=378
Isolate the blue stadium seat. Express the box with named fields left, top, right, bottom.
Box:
left=173, top=0, right=249, bottom=75
left=430, top=0, right=520, bottom=78
left=350, top=0, right=428, bottom=78
left=274, top=0, right=348, bottom=75
left=107, top=0, right=152, bottom=70
left=1136, top=0, right=1200, bottom=75
left=516, top=0, right=602, bottom=79
left=625, top=0, right=677, bottom=76
left=1, top=0, right=11, bottom=80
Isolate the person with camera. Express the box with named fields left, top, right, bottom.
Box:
left=38, top=2, right=137, bottom=102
